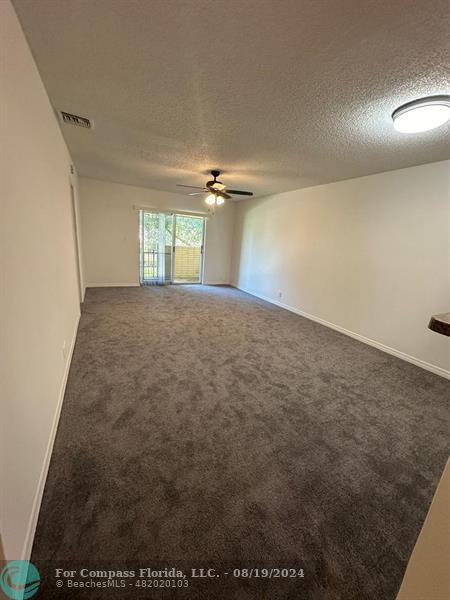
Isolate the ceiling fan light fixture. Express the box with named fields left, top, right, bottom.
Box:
left=392, top=96, right=450, bottom=133
left=179, top=170, right=252, bottom=202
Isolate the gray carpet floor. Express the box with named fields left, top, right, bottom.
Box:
left=32, top=285, right=449, bottom=599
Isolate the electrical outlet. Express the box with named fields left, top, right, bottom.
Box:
left=278, top=291, right=283, bottom=298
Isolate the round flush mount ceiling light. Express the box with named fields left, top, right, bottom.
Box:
left=392, top=96, right=450, bottom=133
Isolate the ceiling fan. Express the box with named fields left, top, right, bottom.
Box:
left=177, top=170, right=253, bottom=207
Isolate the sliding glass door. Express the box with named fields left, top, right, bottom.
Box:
left=140, top=211, right=205, bottom=285
left=140, top=212, right=173, bottom=284
left=173, top=214, right=204, bottom=283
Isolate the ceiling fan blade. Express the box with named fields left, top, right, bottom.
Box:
left=221, top=192, right=232, bottom=200
left=176, top=184, right=205, bottom=190
left=227, top=189, right=254, bottom=196
left=188, top=192, right=207, bottom=196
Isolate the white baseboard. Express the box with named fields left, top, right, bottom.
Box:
left=234, top=285, right=450, bottom=380
left=86, top=282, right=233, bottom=288
left=20, top=313, right=81, bottom=562
left=86, top=282, right=140, bottom=288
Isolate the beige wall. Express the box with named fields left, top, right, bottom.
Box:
left=0, top=0, right=82, bottom=559
left=79, top=177, right=235, bottom=287
left=232, top=161, right=450, bottom=376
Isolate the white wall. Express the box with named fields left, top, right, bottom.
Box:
left=79, top=177, right=235, bottom=287
left=232, top=161, right=450, bottom=376
left=71, top=181, right=86, bottom=301
left=0, top=0, right=82, bottom=560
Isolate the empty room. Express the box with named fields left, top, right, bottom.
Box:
left=1, top=1, right=449, bottom=599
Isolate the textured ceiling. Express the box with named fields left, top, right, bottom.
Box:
left=13, top=0, right=450, bottom=198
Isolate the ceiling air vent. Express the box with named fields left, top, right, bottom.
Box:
left=60, top=111, right=91, bottom=128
